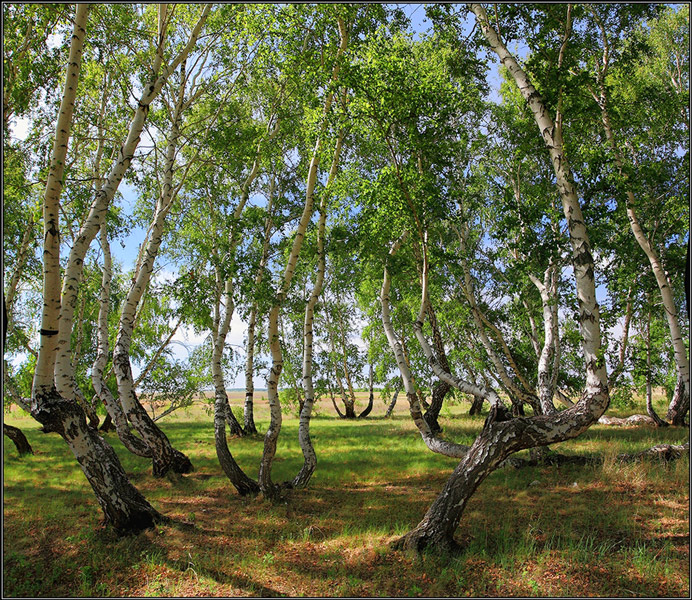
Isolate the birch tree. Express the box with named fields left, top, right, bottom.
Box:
left=30, top=4, right=164, bottom=532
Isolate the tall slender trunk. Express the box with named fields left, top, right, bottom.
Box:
left=294, top=130, right=343, bottom=488
left=588, top=14, right=689, bottom=423
left=645, top=305, right=668, bottom=427
left=92, top=223, right=152, bottom=457
left=113, top=74, right=193, bottom=477
left=211, top=124, right=284, bottom=489
left=529, top=264, right=560, bottom=415
left=243, top=304, right=259, bottom=435
left=30, top=5, right=164, bottom=532
left=259, top=17, right=349, bottom=499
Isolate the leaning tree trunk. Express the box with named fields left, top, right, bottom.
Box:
left=587, top=21, right=689, bottom=424
left=113, top=75, right=193, bottom=478
left=384, top=384, right=401, bottom=418
left=381, top=233, right=474, bottom=459
left=392, top=4, right=611, bottom=553
left=358, top=362, right=375, bottom=418
left=30, top=5, right=164, bottom=533
left=4, top=424, right=33, bottom=456
left=92, top=223, right=152, bottom=458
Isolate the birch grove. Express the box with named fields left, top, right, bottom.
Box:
left=4, top=3, right=688, bottom=551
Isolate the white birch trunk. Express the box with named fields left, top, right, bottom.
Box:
left=381, top=233, right=471, bottom=458
left=293, top=130, right=344, bottom=488
left=259, top=17, right=349, bottom=499
left=393, top=5, right=611, bottom=552
left=528, top=265, right=559, bottom=415
left=112, top=76, right=193, bottom=477
left=30, top=5, right=164, bottom=532
left=588, top=9, right=689, bottom=420
left=92, top=223, right=151, bottom=457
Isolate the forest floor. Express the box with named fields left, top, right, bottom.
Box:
left=3, top=392, right=690, bottom=598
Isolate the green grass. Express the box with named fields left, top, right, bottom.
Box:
left=3, top=395, right=689, bottom=597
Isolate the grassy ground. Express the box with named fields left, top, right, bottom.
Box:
left=3, top=393, right=689, bottom=597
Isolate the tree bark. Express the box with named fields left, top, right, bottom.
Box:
left=392, top=5, right=610, bottom=553
left=243, top=304, right=259, bottom=435
left=469, top=394, right=484, bottom=415
left=31, top=5, right=165, bottom=533
left=113, top=70, right=193, bottom=477
left=384, top=380, right=401, bottom=418
left=358, top=362, right=375, bottom=419
left=92, top=223, right=152, bottom=457
left=4, top=423, right=33, bottom=456
left=645, top=306, right=668, bottom=427
left=294, top=129, right=343, bottom=488
left=587, top=15, right=689, bottom=424
left=260, top=17, right=349, bottom=499
left=381, top=233, right=472, bottom=459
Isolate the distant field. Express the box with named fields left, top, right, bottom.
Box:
left=3, top=394, right=689, bottom=597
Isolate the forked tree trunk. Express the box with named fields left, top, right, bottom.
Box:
left=4, top=424, right=33, bottom=456
left=424, top=381, right=449, bottom=434
left=31, top=5, right=164, bottom=533
left=422, top=303, right=452, bottom=432
left=381, top=234, right=473, bottom=459
left=325, top=307, right=357, bottom=418
left=212, top=121, right=282, bottom=456
left=259, top=18, right=349, bottom=500
left=392, top=5, right=610, bottom=552
left=92, top=223, right=152, bottom=458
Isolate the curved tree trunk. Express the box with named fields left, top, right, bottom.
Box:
left=31, top=5, right=165, bottom=533
left=358, top=362, right=375, bottom=419
left=392, top=4, right=610, bottom=553
left=92, top=223, right=152, bottom=457
left=4, top=423, right=33, bottom=456
left=113, top=74, right=193, bottom=477
left=294, top=129, right=343, bottom=488
left=260, top=18, right=349, bottom=500
left=384, top=380, right=401, bottom=418
left=422, top=301, right=453, bottom=432
left=587, top=18, right=689, bottom=425
left=381, top=234, right=472, bottom=459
